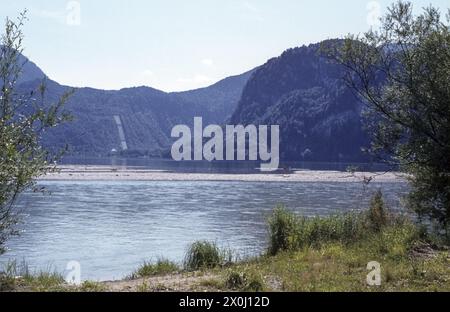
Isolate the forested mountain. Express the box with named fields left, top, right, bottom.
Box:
left=16, top=58, right=253, bottom=156
left=230, top=41, right=370, bottom=162
left=17, top=41, right=371, bottom=161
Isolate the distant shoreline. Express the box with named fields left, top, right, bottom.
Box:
left=39, top=165, right=407, bottom=183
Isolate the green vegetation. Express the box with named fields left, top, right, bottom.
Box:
left=267, top=193, right=422, bottom=256
left=214, top=195, right=449, bottom=292
left=0, top=11, right=73, bottom=255
left=326, top=1, right=450, bottom=229
left=267, top=190, right=405, bottom=256
left=268, top=206, right=365, bottom=255
left=224, top=268, right=265, bottom=291
left=366, top=190, right=389, bottom=232
left=204, top=192, right=448, bottom=292
left=130, top=258, right=179, bottom=279
left=77, top=281, right=107, bottom=292
left=1, top=195, right=449, bottom=292
left=184, top=241, right=232, bottom=271
left=119, top=192, right=449, bottom=292
left=224, top=238, right=449, bottom=291
left=0, top=260, right=64, bottom=292
left=1, top=1, right=449, bottom=293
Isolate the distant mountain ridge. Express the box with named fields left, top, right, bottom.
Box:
left=16, top=57, right=254, bottom=157
left=173, top=69, right=256, bottom=124
left=17, top=53, right=46, bottom=84
left=230, top=41, right=370, bottom=162
left=16, top=41, right=370, bottom=161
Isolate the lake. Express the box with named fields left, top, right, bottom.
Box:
left=0, top=180, right=408, bottom=281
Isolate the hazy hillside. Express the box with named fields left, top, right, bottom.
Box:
left=16, top=42, right=371, bottom=161
left=173, top=69, right=256, bottom=124
left=230, top=41, right=370, bottom=162
left=17, top=54, right=46, bottom=84
left=16, top=57, right=253, bottom=157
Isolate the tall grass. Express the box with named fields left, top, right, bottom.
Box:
left=267, top=192, right=407, bottom=255
left=184, top=241, right=233, bottom=271
left=130, top=258, right=179, bottom=279
left=0, top=260, right=64, bottom=291
left=268, top=207, right=365, bottom=255
left=267, top=205, right=302, bottom=255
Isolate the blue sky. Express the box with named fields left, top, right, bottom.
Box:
left=1, top=0, right=448, bottom=91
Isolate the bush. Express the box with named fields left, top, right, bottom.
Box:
left=184, top=241, right=227, bottom=271
left=267, top=205, right=301, bottom=255
left=225, top=270, right=245, bottom=289
left=267, top=206, right=366, bottom=255
left=131, top=258, right=179, bottom=279
left=225, top=269, right=264, bottom=291
left=366, top=190, right=389, bottom=232
left=267, top=196, right=409, bottom=256
left=329, top=1, right=450, bottom=229
left=369, top=221, right=422, bottom=259
left=0, top=12, right=73, bottom=254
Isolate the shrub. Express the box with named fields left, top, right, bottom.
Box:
left=366, top=190, right=389, bottom=232
left=224, top=269, right=264, bottom=291
left=267, top=205, right=301, bottom=255
left=131, top=258, right=179, bottom=279
left=225, top=270, right=245, bottom=289
left=245, top=274, right=264, bottom=292
left=369, top=221, right=422, bottom=259
left=184, top=241, right=223, bottom=271
left=266, top=198, right=427, bottom=256
left=267, top=206, right=366, bottom=255
left=0, top=12, right=73, bottom=254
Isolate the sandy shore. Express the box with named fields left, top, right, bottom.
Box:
left=39, top=165, right=407, bottom=183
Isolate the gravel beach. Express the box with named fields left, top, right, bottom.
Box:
left=39, top=165, right=407, bottom=183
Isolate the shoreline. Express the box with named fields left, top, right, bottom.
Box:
left=39, top=165, right=407, bottom=183
left=6, top=209, right=449, bottom=292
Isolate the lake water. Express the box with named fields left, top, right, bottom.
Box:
left=0, top=180, right=408, bottom=281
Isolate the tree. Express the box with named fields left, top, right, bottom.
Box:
left=325, top=1, right=450, bottom=230
left=0, top=11, right=73, bottom=254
